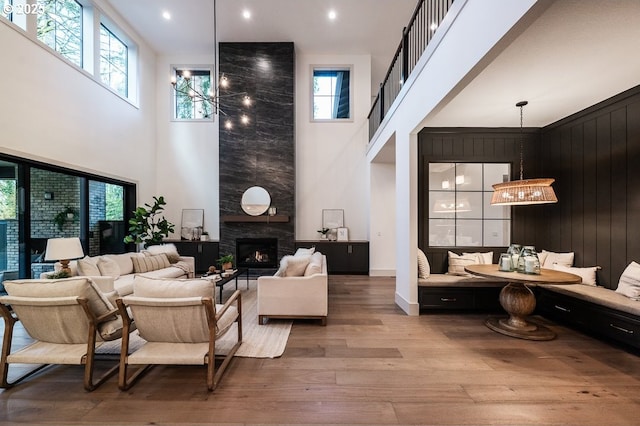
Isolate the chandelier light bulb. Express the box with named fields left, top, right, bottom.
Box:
left=220, top=76, right=229, bottom=88
left=241, top=115, right=249, bottom=125
left=225, top=120, right=233, bottom=129
left=243, top=96, right=251, bottom=106
left=182, top=70, right=191, bottom=79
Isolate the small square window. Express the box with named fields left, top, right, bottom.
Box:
left=312, top=67, right=351, bottom=121
left=172, top=67, right=213, bottom=120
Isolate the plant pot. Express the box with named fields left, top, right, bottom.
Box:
left=222, top=262, right=233, bottom=271
left=200, top=235, right=209, bottom=241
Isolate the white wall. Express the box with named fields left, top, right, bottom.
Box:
left=0, top=9, right=157, bottom=202
left=369, top=160, right=396, bottom=276
left=154, top=55, right=219, bottom=240
left=366, top=0, right=539, bottom=315
left=295, top=53, right=371, bottom=241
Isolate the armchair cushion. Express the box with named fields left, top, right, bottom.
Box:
left=132, top=275, right=214, bottom=298
left=3, top=277, right=123, bottom=341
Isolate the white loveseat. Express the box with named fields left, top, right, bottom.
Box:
left=257, top=251, right=328, bottom=325
left=41, top=251, right=194, bottom=297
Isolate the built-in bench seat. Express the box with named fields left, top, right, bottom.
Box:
left=418, top=274, right=504, bottom=311
left=537, top=284, right=640, bottom=350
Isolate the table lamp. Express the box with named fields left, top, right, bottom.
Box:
left=44, top=237, right=85, bottom=275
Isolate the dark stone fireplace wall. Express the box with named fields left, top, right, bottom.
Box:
left=218, top=42, right=295, bottom=266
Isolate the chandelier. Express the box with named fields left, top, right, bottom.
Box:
left=490, top=101, right=558, bottom=206
left=170, top=0, right=252, bottom=129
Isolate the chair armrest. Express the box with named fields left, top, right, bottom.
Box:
left=216, top=290, right=241, bottom=321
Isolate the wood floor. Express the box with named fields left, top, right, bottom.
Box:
left=1, top=275, right=640, bottom=425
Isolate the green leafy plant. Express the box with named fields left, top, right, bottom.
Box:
left=47, top=270, right=71, bottom=279
left=317, top=228, right=329, bottom=235
left=218, top=254, right=234, bottom=269
left=53, top=206, right=78, bottom=231
left=123, top=196, right=175, bottom=248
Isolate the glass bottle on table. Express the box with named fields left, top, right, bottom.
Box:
left=517, top=245, right=540, bottom=275
left=507, top=244, right=521, bottom=272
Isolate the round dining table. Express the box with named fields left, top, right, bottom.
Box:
left=465, top=264, right=581, bottom=341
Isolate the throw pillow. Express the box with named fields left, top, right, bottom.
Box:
left=447, top=251, right=477, bottom=276
left=463, top=251, right=494, bottom=264
left=552, top=264, right=600, bottom=286
left=132, top=253, right=171, bottom=273
left=278, top=255, right=311, bottom=277
left=295, top=247, right=315, bottom=256
left=145, top=243, right=181, bottom=263
left=77, top=256, right=101, bottom=276
left=541, top=250, right=574, bottom=268
left=615, top=261, right=640, bottom=300
left=417, top=248, right=430, bottom=279
left=97, top=256, right=121, bottom=279
left=304, top=252, right=324, bottom=276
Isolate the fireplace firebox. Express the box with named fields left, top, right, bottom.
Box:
left=236, top=238, right=278, bottom=269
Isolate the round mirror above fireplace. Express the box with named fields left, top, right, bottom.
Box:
left=241, top=186, right=271, bottom=216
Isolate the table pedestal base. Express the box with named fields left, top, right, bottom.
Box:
left=485, top=282, right=556, bottom=341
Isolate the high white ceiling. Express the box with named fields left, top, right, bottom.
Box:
left=105, top=0, right=418, bottom=95
left=104, top=0, right=640, bottom=130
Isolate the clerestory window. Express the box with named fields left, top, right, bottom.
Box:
left=37, top=0, right=83, bottom=67
left=100, top=24, right=128, bottom=97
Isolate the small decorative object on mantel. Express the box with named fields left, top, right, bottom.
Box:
left=317, top=228, right=330, bottom=240
left=268, top=207, right=277, bottom=216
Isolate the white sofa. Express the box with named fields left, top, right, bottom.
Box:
left=41, top=252, right=194, bottom=296
left=257, top=252, right=328, bottom=325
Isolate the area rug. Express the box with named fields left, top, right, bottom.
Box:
left=97, top=280, right=292, bottom=359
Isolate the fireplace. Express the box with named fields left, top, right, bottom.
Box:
left=236, top=238, right=278, bottom=269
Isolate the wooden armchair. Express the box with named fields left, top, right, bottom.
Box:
left=116, top=276, right=242, bottom=391
left=0, top=277, right=125, bottom=391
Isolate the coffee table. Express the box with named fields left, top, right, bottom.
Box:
left=202, top=268, right=249, bottom=303
left=465, top=264, right=581, bottom=341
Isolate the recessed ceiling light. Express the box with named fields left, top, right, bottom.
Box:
left=242, top=9, right=251, bottom=20
left=328, top=9, right=337, bottom=20
left=162, top=11, right=171, bottom=20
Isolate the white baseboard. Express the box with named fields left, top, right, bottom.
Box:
left=395, top=291, right=420, bottom=316
left=369, top=269, right=396, bottom=277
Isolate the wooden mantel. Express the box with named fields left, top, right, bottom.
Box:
left=221, top=215, right=290, bottom=223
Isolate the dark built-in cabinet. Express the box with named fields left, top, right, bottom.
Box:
left=537, top=288, right=640, bottom=351
left=169, top=240, right=219, bottom=274
left=295, top=241, right=369, bottom=275
left=418, top=286, right=502, bottom=311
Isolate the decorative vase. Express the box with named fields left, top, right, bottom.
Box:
left=222, top=262, right=233, bottom=271
left=200, top=235, right=209, bottom=241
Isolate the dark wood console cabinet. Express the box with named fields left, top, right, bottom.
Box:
left=537, top=287, right=640, bottom=351
left=295, top=241, right=369, bottom=275
left=168, top=240, right=219, bottom=274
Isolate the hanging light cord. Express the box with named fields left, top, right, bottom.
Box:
left=516, top=100, right=528, bottom=181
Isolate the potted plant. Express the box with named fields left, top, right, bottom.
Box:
left=53, top=206, right=79, bottom=231
left=124, top=196, right=175, bottom=248
left=218, top=254, right=234, bottom=271
left=317, top=228, right=330, bottom=240
left=200, top=231, right=209, bottom=241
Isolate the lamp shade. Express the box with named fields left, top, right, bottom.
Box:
left=490, top=178, right=558, bottom=206
left=44, top=237, right=85, bottom=261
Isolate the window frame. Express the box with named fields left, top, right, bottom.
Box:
left=310, top=65, right=353, bottom=122
left=99, top=22, right=128, bottom=97
left=36, top=0, right=84, bottom=67
left=428, top=162, right=512, bottom=248
left=170, top=65, right=215, bottom=122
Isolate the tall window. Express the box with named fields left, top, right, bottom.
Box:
left=100, top=24, right=128, bottom=97
left=0, top=180, right=17, bottom=220
left=428, top=163, right=511, bottom=247
left=312, top=67, right=351, bottom=120
left=173, top=68, right=213, bottom=120
left=37, top=0, right=82, bottom=67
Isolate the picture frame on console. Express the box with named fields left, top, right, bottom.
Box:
left=322, top=209, right=344, bottom=229
left=337, top=227, right=349, bottom=241
left=181, top=209, right=204, bottom=240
